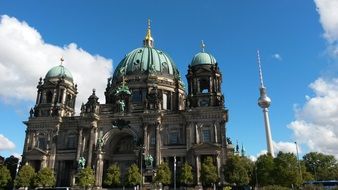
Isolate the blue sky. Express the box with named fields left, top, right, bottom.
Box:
left=1, top=0, right=338, bottom=160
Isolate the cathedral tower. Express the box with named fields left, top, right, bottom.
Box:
left=32, top=58, right=77, bottom=117
left=186, top=41, right=223, bottom=108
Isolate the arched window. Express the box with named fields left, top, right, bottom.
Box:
left=66, top=94, right=72, bottom=107
left=199, top=78, right=210, bottom=93
left=46, top=91, right=53, bottom=103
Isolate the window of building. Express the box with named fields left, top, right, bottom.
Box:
left=59, top=89, right=64, bottom=103
left=150, top=136, right=156, bottom=145
left=46, top=91, right=53, bottom=103
left=199, top=79, right=209, bottom=93
left=37, top=137, right=46, bottom=150
left=202, top=129, right=211, bottom=143
left=67, top=135, right=76, bottom=149
left=169, top=132, right=179, bottom=144
left=132, top=90, right=142, bottom=103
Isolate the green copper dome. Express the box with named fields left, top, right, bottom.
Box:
left=191, top=52, right=217, bottom=66
left=45, top=65, right=73, bottom=82
left=113, top=47, right=181, bottom=80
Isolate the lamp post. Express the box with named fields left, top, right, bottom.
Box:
left=174, top=155, right=177, bottom=190
left=255, top=165, right=259, bottom=190
left=295, top=142, right=303, bottom=183
left=139, top=146, right=145, bottom=190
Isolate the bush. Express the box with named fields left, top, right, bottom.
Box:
left=260, top=185, right=290, bottom=190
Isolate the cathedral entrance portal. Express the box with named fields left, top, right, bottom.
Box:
left=102, top=130, right=139, bottom=184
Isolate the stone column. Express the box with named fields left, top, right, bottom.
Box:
left=62, top=89, right=67, bottom=104
left=41, top=155, right=47, bottom=168
left=214, top=123, right=218, bottom=143
left=186, top=123, right=191, bottom=150
left=209, top=77, right=212, bottom=92
left=23, top=129, right=30, bottom=152
left=220, top=120, right=226, bottom=165
left=195, top=155, right=201, bottom=185
left=155, top=123, right=161, bottom=166
left=87, top=121, right=97, bottom=166
left=95, top=152, right=104, bottom=187
left=195, top=123, right=199, bottom=144
left=143, top=124, right=148, bottom=154
left=47, top=130, right=56, bottom=169
left=36, top=91, right=41, bottom=104
left=76, top=128, right=83, bottom=160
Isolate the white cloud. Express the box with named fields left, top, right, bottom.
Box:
left=272, top=53, right=282, bottom=61
left=315, top=0, right=338, bottom=59
left=288, top=78, right=338, bottom=158
left=273, top=141, right=299, bottom=154
left=315, top=0, right=338, bottom=42
left=0, top=15, right=113, bottom=112
left=0, top=134, right=15, bottom=151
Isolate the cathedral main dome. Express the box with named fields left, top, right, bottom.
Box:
left=113, top=47, right=180, bottom=80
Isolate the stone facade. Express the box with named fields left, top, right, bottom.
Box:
left=22, top=26, right=232, bottom=188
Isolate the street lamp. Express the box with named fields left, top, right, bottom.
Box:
left=174, top=155, right=176, bottom=190
left=139, top=146, right=145, bottom=190
left=294, top=142, right=303, bottom=183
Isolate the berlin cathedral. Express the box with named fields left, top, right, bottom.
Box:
left=22, top=22, right=233, bottom=188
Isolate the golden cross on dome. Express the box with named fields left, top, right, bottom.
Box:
left=201, top=40, right=206, bottom=52
left=60, top=57, right=64, bottom=65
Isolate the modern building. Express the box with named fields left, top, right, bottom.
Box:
left=22, top=22, right=231, bottom=188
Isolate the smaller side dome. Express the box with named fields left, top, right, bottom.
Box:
left=191, top=52, right=217, bottom=66
left=45, top=65, right=73, bottom=82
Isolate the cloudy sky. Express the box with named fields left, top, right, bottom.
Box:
left=0, top=0, right=338, bottom=160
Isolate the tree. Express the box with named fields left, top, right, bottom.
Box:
left=154, top=162, right=171, bottom=186
left=200, top=156, right=219, bottom=187
left=0, top=165, right=11, bottom=189
left=34, top=167, right=56, bottom=187
left=303, top=152, right=338, bottom=180
left=255, top=154, right=274, bottom=186
left=180, top=162, right=194, bottom=186
left=14, top=164, right=36, bottom=189
left=125, top=163, right=141, bottom=187
left=76, top=167, right=95, bottom=189
left=103, top=163, right=121, bottom=187
left=224, top=155, right=253, bottom=186
left=273, top=152, right=301, bottom=187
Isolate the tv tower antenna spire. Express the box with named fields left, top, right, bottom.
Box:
left=256, top=50, right=274, bottom=157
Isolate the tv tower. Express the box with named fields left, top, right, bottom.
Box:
left=256, top=50, right=274, bottom=157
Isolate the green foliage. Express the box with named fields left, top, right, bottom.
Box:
left=180, top=162, right=193, bottom=186
left=125, top=163, right=141, bottom=187
left=0, top=165, right=11, bottom=189
left=260, top=185, right=290, bottom=190
left=255, top=154, right=275, bottom=186
left=224, top=155, right=253, bottom=186
left=303, top=184, right=324, bottom=190
left=34, top=167, right=56, bottom=187
left=76, top=167, right=95, bottom=188
left=103, top=163, right=121, bottom=187
left=200, top=157, right=219, bottom=187
left=303, top=152, right=338, bottom=180
left=14, top=164, right=36, bottom=188
left=154, top=162, right=171, bottom=186
left=273, top=152, right=301, bottom=187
